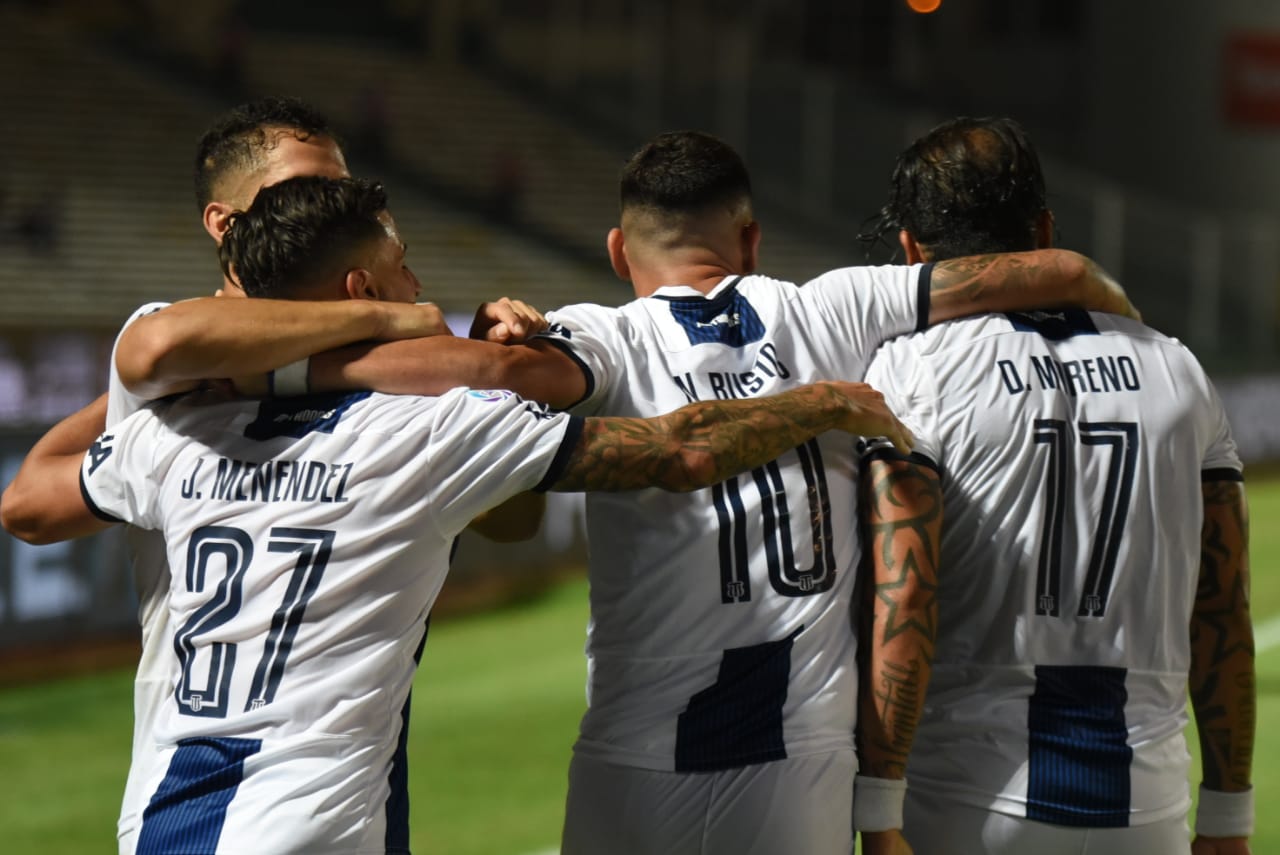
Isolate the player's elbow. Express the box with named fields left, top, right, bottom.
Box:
left=0, top=482, right=58, bottom=544
left=115, top=318, right=184, bottom=398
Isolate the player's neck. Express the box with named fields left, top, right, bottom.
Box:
left=630, top=261, right=744, bottom=299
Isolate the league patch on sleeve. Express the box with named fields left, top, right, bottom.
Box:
left=467, top=389, right=518, bottom=403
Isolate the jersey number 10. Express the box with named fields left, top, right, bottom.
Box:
left=711, top=439, right=836, bottom=604
left=1032, top=419, right=1138, bottom=619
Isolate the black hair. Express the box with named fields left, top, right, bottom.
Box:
left=194, top=96, right=341, bottom=210
left=218, top=176, right=388, bottom=299
left=619, top=130, right=752, bottom=216
left=858, top=116, right=1048, bottom=261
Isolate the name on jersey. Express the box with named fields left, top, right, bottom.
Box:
left=671, top=341, right=792, bottom=403
left=997, top=354, right=1141, bottom=397
left=178, top=455, right=354, bottom=504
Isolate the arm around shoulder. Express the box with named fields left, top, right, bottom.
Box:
left=927, top=249, right=1139, bottom=325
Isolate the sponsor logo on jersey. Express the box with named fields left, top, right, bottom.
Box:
left=87, top=434, right=115, bottom=475
left=274, top=408, right=338, bottom=423
left=695, top=311, right=741, bottom=330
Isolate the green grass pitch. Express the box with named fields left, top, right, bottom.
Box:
left=0, top=477, right=1276, bottom=854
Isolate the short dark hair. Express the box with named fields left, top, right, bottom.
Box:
left=862, top=116, right=1048, bottom=260
left=194, top=96, right=340, bottom=210
left=218, top=176, right=389, bottom=299
left=619, top=131, right=752, bottom=217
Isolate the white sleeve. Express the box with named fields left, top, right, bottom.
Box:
left=1200, top=378, right=1244, bottom=478
left=538, top=303, right=629, bottom=416
left=106, top=301, right=171, bottom=427
left=79, top=408, right=165, bottom=529
left=800, top=264, right=930, bottom=375
left=422, top=388, right=584, bottom=535
left=861, top=337, right=942, bottom=472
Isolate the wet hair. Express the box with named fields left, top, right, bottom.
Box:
left=218, top=176, right=388, bottom=299
left=194, top=96, right=340, bottom=211
left=859, top=116, right=1048, bottom=261
left=619, top=130, right=752, bottom=219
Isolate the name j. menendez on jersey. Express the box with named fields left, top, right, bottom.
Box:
left=179, top=454, right=354, bottom=504
left=997, top=353, right=1142, bottom=396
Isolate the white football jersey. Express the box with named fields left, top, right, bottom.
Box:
left=107, top=301, right=175, bottom=852
left=862, top=310, right=1242, bottom=828
left=81, top=387, right=580, bottom=854
left=539, top=266, right=928, bottom=772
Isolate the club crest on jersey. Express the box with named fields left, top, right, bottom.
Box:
left=467, top=389, right=516, bottom=403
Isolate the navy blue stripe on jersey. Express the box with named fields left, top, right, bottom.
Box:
left=136, top=737, right=262, bottom=854
left=915, top=263, right=934, bottom=332
left=244, top=392, right=373, bottom=441
left=535, top=335, right=596, bottom=410
left=674, top=626, right=802, bottom=771
left=79, top=469, right=124, bottom=522
left=661, top=279, right=766, bottom=348
left=1203, top=467, right=1245, bottom=482
left=1005, top=309, right=1101, bottom=341
left=1026, top=665, right=1133, bottom=828
left=385, top=618, right=429, bottom=854
left=860, top=447, right=941, bottom=477
left=533, top=416, right=586, bottom=492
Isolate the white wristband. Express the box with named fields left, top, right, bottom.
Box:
left=853, top=775, right=907, bottom=832
left=269, top=357, right=310, bottom=398
left=1195, top=786, right=1254, bottom=837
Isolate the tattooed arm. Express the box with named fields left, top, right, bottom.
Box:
left=550, top=381, right=912, bottom=493
left=928, top=249, right=1140, bottom=324
left=857, top=456, right=942, bottom=780
left=1189, top=478, right=1255, bottom=855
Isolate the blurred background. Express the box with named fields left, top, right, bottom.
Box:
left=1, top=1, right=1278, bottom=851
left=0, top=0, right=1278, bottom=776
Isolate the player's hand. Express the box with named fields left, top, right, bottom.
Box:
left=470, top=297, right=548, bottom=343
left=1192, top=836, right=1251, bottom=855
left=860, top=829, right=913, bottom=855
left=374, top=302, right=453, bottom=341
left=825, top=381, right=914, bottom=454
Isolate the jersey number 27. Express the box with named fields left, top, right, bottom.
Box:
left=173, top=526, right=334, bottom=718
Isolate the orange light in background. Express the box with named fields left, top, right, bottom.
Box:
left=906, top=0, right=943, bottom=13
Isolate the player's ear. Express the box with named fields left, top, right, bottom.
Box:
left=1035, top=209, right=1055, bottom=249
left=344, top=268, right=378, bottom=301
left=203, top=202, right=235, bottom=244
left=740, top=220, right=761, bottom=273
left=607, top=227, right=630, bottom=282
left=898, top=229, right=928, bottom=265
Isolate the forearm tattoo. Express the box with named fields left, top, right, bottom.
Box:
left=858, top=459, right=942, bottom=777
left=552, top=384, right=848, bottom=493
left=931, top=252, right=1048, bottom=306
left=1190, top=480, right=1254, bottom=791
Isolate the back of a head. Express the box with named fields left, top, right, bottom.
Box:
left=619, top=131, right=753, bottom=234
left=218, top=176, right=388, bottom=299
left=875, top=116, right=1048, bottom=260
left=194, top=96, right=340, bottom=211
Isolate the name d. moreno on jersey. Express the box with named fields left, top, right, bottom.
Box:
left=997, top=353, right=1143, bottom=397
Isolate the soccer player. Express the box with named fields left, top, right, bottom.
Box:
left=858, top=116, right=1254, bottom=855
left=63, top=174, right=914, bottom=853
left=0, top=96, right=540, bottom=855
